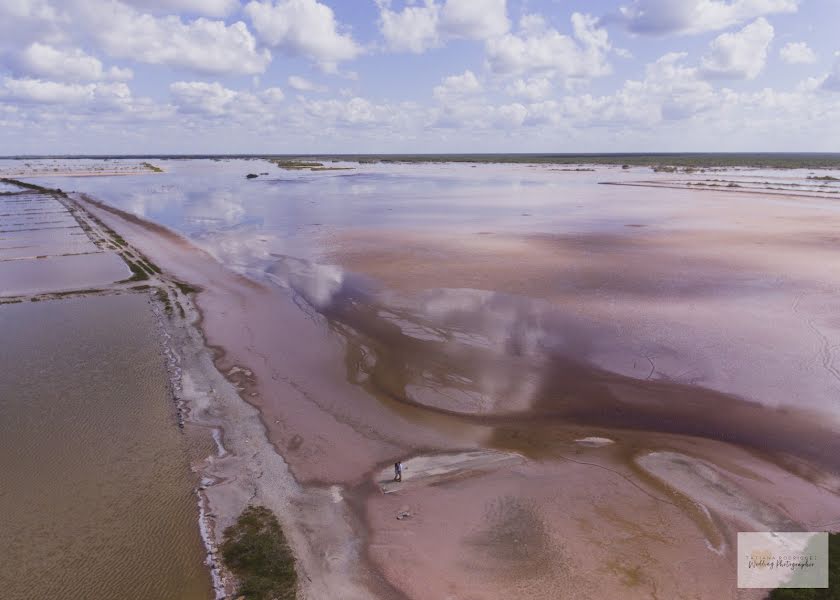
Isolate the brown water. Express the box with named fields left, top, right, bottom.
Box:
left=0, top=294, right=211, bottom=600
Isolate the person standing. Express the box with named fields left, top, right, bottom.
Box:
left=394, top=461, right=403, bottom=482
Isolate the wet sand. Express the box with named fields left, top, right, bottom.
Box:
left=70, top=161, right=840, bottom=599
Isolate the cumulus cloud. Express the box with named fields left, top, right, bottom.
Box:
left=485, top=13, right=611, bottom=80
left=16, top=43, right=132, bottom=82
left=301, top=96, right=389, bottom=125
left=244, top=0, right=361, bottom=71
left=433, top=69, right=481, bottom=100
left=121, top=0, right=240, bottom=18
left=378, top=0, right=509, bottom=54
left=609, top=0, right=797, bottom=35
left=170, top=80, right=285, bottom=116
left=288, top=75, right=326, bottom=92
left=779, top=41, right=816, bottom=64
left=823, top=59, right=840, bottom=92
left=0, top=0, right=65, bottom=51
left=506, top=77, right=552, bottom=100
left=0, top=76, right=133, bottom=107
left=378, top=0, right=441, bottom=53
left=439, top=0, right=509, bottom=39
left=75, top=1, right=270, bottom=75
left=511, top=52, right=717, bottom=129
left=700, top=17, right=773, bottom=79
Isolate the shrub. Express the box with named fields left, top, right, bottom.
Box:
left=220, top=505, right=297, bottom=600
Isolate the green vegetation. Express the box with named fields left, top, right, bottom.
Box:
left=106, top=229, right=127, bottom=248
left=38, top=289, right=104, bottom=299
left=270, top=159, right=325, bottom=170
left=0, top=178, right=52, bottom=192
left=173, top=280, right=200, bottom=295
left=118, top=256, right=150, bottom=282
left=155, top=288, right=172, bottom=315
left=808, top=175, right=840, bottom=181
left=142, top=162, right=163, bottom=173
left=136, top=255, right=162, bottom=275
left=257, top=153, right=840, bottom=170
left=220, top=505, right=297, bottom=600
left=767, top=533, right=839, bottom=599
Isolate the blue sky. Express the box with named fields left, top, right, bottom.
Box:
left=1, top=0, right=839, bottom=154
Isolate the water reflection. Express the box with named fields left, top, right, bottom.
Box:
left=263, top=252, right=840, bottom=471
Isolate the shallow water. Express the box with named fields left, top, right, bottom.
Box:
left=17, top=158, right=840, bottom=423
left=0, top=295, right=211, bottom=600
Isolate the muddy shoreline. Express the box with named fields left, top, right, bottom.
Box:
left=69, top=174, right=840, bottom=599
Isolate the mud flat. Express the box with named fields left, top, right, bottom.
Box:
left=69, top=162, right=840, bottom=599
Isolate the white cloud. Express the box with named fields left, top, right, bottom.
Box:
left=1, top=77, right=94, bottom=104
left=823, top=59, right=840, bottom=92
left=0, top=0, right=62, bottom=27
left=16, top=42, right=132, bottom=82
left=0, top=76, right=134, bottom=107
left=170, top=81, right=237, bottom=115
left=261, top=87, right=286, bottom=102
left=611, top=0, right=797, bottom=35
left=378, top=0, right=441, bottom=53
left=485, top=13, right=611, bottom=80
left=244, top=0, right=361, bottom=71
left=526, top=52, right=717, bottom=128
left=779, top=41, right=816, bottom=64
left=378, top=0, right=509, bottom=54
left=170, top=80, right=285, bottom=116
left=700, top=17, right=774, bottom=79
left=302, top=96, right=400, bottom=126
left=288, top=75, right=326, bottom=92
left=0, top=0, right=65, bottom=49
left=108, top=66, right=134, bottom=81
left=506, top=77, right=552, bottom=100
left=433, top=69, right=482, bottom=100
left=121, top=0, right=240, bottom=18
left=76, top=2, right=270, bottom=75
left=439, top=0, right=509, bottom=39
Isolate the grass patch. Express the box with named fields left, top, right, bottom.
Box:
left=0, top=178, right=52, bottom=192
left=142, top=162, right=163, bottom=173
left=767, top=533, right=839, bottom=599
left=220, top=505, right=297, bottom=600
left=155, top=287, right=172, bottom=314
left=270, top=159, right=324, bottom=170
left=173, top=280, right=200, bottom=295
left=119, top=259, right=149, bottom=282
left=106, top=228, right=127, bottom=248
left=138, top=256, right=162, bottom=274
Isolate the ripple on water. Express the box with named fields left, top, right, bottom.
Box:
left=0, top=294, right=211, bottom=600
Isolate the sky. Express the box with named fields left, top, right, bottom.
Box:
left=1, top=0, right=839, bottom=154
